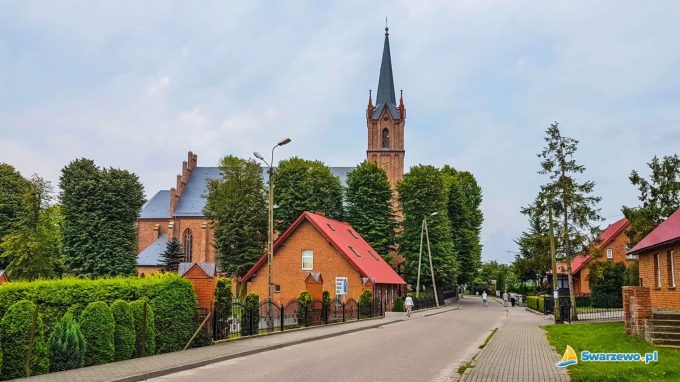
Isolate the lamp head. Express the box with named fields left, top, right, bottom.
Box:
left=278, top=138, right=292, bottom=146
left=253, top=152, right=264, bottom=160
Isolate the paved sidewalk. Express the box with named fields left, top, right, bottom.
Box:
left=461, top=301, right=569, bottom=382
left=18, top=304, right=459, bottom=382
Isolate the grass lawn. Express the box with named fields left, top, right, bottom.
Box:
left=544, top=322, right=680, bottom=382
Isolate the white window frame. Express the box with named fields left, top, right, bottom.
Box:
left=301, top=250, right=313, bottom=270
left=655, top=253, right=662, bottom=288
left=606, top=248, right=613, bottom=259
left=670, top=251, right=676, bottom=288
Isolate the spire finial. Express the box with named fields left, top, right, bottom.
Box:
left=385, top=18, right=389, bottom=35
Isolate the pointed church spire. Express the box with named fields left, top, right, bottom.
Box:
left=376, top=26, right=396, bottom=107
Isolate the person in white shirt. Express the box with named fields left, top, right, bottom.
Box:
left=482, top=291, right=488, bottom=306
left=502, top=291, right=509, bottom=307
left=404, top=296, right=414, bottom=317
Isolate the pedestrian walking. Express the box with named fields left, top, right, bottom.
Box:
left=510, top=292, right=516, bottom=307
left=502, top=291, right=509, bottom=307
left=482, top=291, right=488, bottom=306
left=404, top=295, right=414, bottom=317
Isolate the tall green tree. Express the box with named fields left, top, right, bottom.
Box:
left=204, top=156, right=267, bottom=280
left=397, top=165, right=457, bottom=290
left=0, top=163, right=29, bottom=269
left=0, top=175, right=62, bottom=280
left=622, top=154, right=680, bottom=246
left=60, top=159, right=145, bottom=277
left=538, top=122, right=602, bottom=316
left=160, top=237, right=184, bottom=273
left=442, top=166, right=483, bottom=287
left=273, top=157, right=344, bottom=231
left=345, top=161, right=397, bottom=260
left=513, top=197, right=552, bottom=284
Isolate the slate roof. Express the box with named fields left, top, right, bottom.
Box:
left=179, top=262, right=217, bottom=278
left=242, top=211, right=406, bottom=285
left=372, top=27, right=399, bottom=120
left=629, top=208, right=680, bottom=254
left=137, top=234, right=167, bottom=266
left=139, top=190, right=170, bottom=219
left=141, top=166, right=355, bottom=218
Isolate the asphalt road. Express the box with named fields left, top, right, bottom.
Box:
left=148, top=297, right=507, bottom=382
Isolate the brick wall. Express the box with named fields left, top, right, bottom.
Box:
left=638, top=242, right=680, bottom=310
left=175, top=217, right=216, bottom=264
left=623, top=286, right=652, bottom=339
left=247, top=220, right=367, bottom=305
left=137, top=219, right=170, bottom=253
left=183, top=266, right=216, bottom=312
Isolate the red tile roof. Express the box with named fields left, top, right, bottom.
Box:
left=551, top=254, right=591, bottom=275
left=241, top=212, right=406, bottom=285
left=629, top=208, right=680, bottom=254
left=595, top=217, right=629, bottom=250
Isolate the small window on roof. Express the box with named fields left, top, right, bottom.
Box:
left=348, top=229, right=359, bottom=239
left=348, top=246, right=361, bottom=257
left=327, top=223, right=336, bottom=231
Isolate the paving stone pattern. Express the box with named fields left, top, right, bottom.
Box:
left=461, top=303, right=570, bottom=382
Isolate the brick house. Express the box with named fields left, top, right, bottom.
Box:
left=136, top=27, right=409, bottom=274
left=241, top=212, right=406, bottom=306
left=624, top=207, right=680, bottom=343
left=552, top=217, right=633, bottom=296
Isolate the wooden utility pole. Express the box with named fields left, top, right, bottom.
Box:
left=548, top=201, right=560, bottom=323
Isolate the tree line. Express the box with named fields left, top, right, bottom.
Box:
left=202, top=156, right=483, bottom=292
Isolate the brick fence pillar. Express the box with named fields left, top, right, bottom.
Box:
left=623, top=286, right=652, bottom=339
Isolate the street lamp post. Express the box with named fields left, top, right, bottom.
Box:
left=254, top=137, right=291, bottom=302
left=415, top=212, right=440, bottom=308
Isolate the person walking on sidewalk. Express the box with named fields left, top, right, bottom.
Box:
left=404, top=296, right=414, bottom=317
left=482, top=291, right=488, bottom=306
left=502, top=291, right=509, bottom=307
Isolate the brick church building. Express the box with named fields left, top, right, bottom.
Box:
left=136, top=27, right=407, bottom=275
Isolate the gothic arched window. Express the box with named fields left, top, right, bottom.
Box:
left=381, top=128, right=390, bottom=148
left=183, top=229, right=193, bottom=263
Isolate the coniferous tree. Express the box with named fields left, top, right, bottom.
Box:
left=48, top=312, right=86, bottom=372
left=622, top=154, right=680, bottom=246
left=60, top=159, right=145, bottom=277
left=274, top=157, right=344, bottom=231
left=513, top=197, right=552, bottom=284
left=538, top=122, right=602, bottom=317
left=204, top=156, right=267, bottom=280
left=397, top=165, right=457, bottom=290
left=160, top=237, right=184, bottom=273
left=345, top=161, right=397, bottom=260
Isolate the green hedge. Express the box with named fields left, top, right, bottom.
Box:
left=0, top=273, right=198, bottom=354
left=111, top=300, right=135, bottom=361
left=130, top=299, right=156, bottom=357
left=392, top=297, right=405, bottom=312
left=80, top=301, right=115, bottom=366
left=526, top=296, right=545, bottom=313
left=48, top=312, right=85, bottom=372
left=0, top=300, right=49, bottom=379
left=359, top=289, right=372, bottom=317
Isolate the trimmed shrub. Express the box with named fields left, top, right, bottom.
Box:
left=0, top=273, right=198, bottom=354
left=392, top=297, right=405, bottom=312
left=130, top=299, right=156, bottom=357
left=321, top=291, right=331, bottom=323
left=240, top=292, right=259, bottom=337
left=296, top=291, right=312, bottom=327
left=214, top=278, right=232, bottom=317
left=359, top=289, right=372, bottom=318
left=48, top=312, right=85, bottom=372
left=111, top=300, right=135, bottom=361
left=80, top=302, right=114, bottom=366
left=527, top=296, right=545, bottom=312
left=0, top=300, right=49, bottom=379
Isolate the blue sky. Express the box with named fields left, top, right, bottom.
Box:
left=1, top=1, right=679, bottom=264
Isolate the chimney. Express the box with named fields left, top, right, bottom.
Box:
left=153, top=224, right=160, bottom=238
left=169, top=187, right=179, bottom=216
left=188, top=151, right=198, bottom=171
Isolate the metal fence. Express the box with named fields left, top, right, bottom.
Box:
left=543, top=293, right=623, bottom=323
left=212, top=298, right=388, bottom=341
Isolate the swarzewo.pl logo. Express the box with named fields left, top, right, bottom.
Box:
left=556, top=345, right=659, bottom=368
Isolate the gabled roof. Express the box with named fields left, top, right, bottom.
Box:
left=552, top=254, right=592, bottom=275
left=594, top=217, right=629, bottom=250
left=242, top=212, right=405, bottom=285
left=140, top=190, right=170, bottom=219
left=629, top=208, right=680, bottom=254
left=179, top=262, right=216, bottom=278
left=137, top=234, right=167, bottom=266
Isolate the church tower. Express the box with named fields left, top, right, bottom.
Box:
left=367, top=26, right=405, bottom=188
